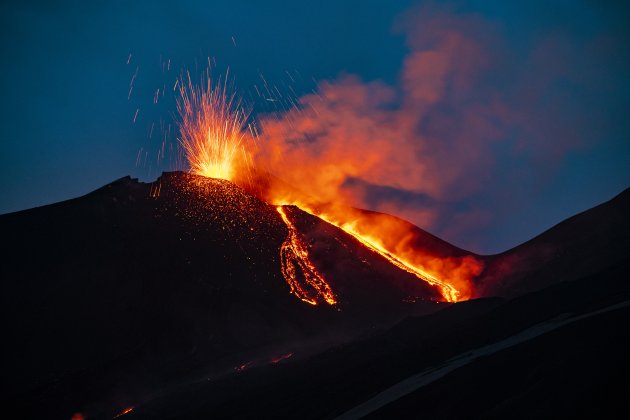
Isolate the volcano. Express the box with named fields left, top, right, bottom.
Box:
left=2, top=173, right=629, bottom=419
left=1, top=171, right=462, bottom=418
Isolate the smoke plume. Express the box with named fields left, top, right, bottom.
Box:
left=255, top=2, right=622, bottom=253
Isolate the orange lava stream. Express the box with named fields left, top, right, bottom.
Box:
left=286, top=204, right=460, bottom=302
left=113, top=407, right=134, bottom=418
left=276, top=206, right=337, bottom=306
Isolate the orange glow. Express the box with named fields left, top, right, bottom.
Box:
left=114, top=407, right=134, bottom=418
left=149, top=180, right=162, bottom=198
left=277, top=206, right=337, bottom=306
left=71, top=414, right=85, bottom=420
left=271, top=193, right=476, bottom=302
left=176, top=71, right=250, bottom=181
left=311, top=209, right=460, bottom=302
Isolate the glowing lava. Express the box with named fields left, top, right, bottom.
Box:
left=270, top=352, right=294, bottom=364
left=114, top=407, right=134, bottom=418
left=277, top=206, right=337, bottom=306
left=176, top=71, right=250, bottom=181
left=259, top=179, right=481, bottom=302
left=257, top=175, right=479, bottom=302
left=301, top=206, right=460, bottom=302
left=235, top=361, right=254, bottom=372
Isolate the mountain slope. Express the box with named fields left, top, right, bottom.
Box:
left=2, top=172, right=627, bottom=419
left=478, top=187, right=630, bottom=297
left=127, top=260, right=630, bottom=419
left=0, top=171, right=452, bottom=419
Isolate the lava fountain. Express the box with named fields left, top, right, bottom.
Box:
left=176, top=71, right=250, bottom=181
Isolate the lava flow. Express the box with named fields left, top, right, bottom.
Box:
left=277, top=206, right=337, bottom=306
left=280, top=202, right=460, bottom=302
left=114, top=407, right=135, bottom=418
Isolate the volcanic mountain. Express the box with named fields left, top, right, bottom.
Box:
left=1, top=171, right=465, bottom=418
left=2, top=172, right=628, bottom=419
left=126, top=186, right=630, bottom=420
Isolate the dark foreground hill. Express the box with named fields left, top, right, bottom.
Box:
left=1, top=173, right=628, bottom=419
left=129, top=260, right=630, bottom=419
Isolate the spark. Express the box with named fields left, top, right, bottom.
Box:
left=113, top=407, right=134, bottom=418
left=235, top=361, right=254, bottom=372
left=270, top=352, right=293, bottom=364
left=128, top=66, right=138, bottom=100
left=176, top=71, right=250, bottom=181
left=135, top=147, right=143, bottom=167
left=150, top=181, right=161, bottom=198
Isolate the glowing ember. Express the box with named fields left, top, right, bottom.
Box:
left=71, top=413, right=85, bottom=420
left=176, top=71, right=250, bottom=181
left=235, top=361, right=254, bottom=372
left=149, top=180, right=162, bottom=198
left=277, top=206, right=337, bottom=306
left=113, top=407, right=134, bottom=418
left=270, top=352, right=294, bottom=364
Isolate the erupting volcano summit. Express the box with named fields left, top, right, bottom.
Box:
left=173, top=74, right=484, bottom=303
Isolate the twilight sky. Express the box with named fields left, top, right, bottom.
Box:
left=1, top=0, right=629, bottom=254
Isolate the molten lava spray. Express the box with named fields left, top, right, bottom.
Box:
left=176, top=71, right=251, bottom=181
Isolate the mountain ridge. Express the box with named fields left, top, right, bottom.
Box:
left=2, top=172, right=628, bottom=418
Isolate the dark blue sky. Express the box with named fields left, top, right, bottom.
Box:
left=1, top=0, right=629, bottom=253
